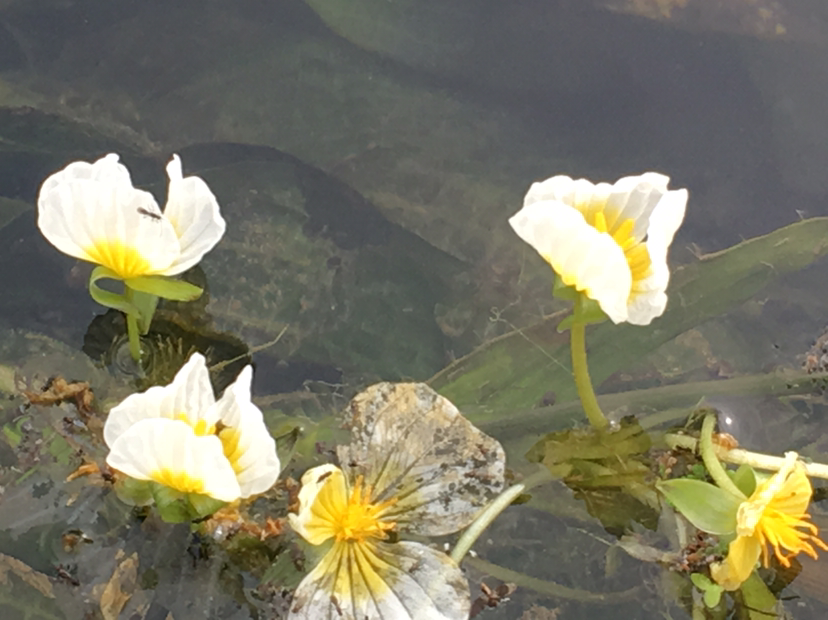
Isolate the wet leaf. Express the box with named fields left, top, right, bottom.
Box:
left=657, top=478, right=741, bottom=535
left=99, top=550, right=139, bottom=620
left=0, top=552, right=54, bottom=599
left=337, top=382, right=506, bottom=537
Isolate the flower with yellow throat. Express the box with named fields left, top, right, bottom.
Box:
left=37, top=153, right=225, bottom=281
left=711, top=451, right=828, bottom=590
left=287, top=382, right=506, bottom=620
left=508, top=173, right=687, bottom=325
left=104, top=353, right=280, bottom=508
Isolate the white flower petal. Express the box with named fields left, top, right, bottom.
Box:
left=103, top=352, right=217, bottom=447
left=287, top=540, right=469, bottom=620
left=106, top=418, right=241, bottom=502
left=289, top=464, right=345, bottom=546
left=158, top=352, right=218, bottom=428
left=161, top=155, right=226, bottom=275
left=524, top=175, right=611, bottom=211
left=337, top=383, right=505, bottom=537
left=509, top=201, right=632, bottom=323
left=603, top=172, right=670, bottom=240
left=103, top=383, right=169, bottom=447
left=37, top=153, right=181, bottom=278
left=213, top=365, right=280, bottom=497
left=625, top=187, right=688, bottom=325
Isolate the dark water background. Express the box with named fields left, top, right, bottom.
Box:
left=3, top=0, right=828, bottom=618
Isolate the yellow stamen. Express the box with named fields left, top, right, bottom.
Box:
left=579, top=201, right=652, bottom=286
left=334, top=476, right=397, bottom=544
left=83, top=239, right=153, bottom=280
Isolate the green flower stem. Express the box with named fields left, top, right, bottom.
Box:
left=463, top=556, right=641, bottom=604
left=450, top=467, right=552, bottom=564
left=571, top=295, right=609, bottom=430
left=124, top=288, right=142, bottom=362
left=699, top=413, right=744, bottom=498
left=666, top=432, right=828, bottom=480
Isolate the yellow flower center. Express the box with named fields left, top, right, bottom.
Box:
left=333, top=476, right=397, bottom=544
left=586, top=209, right=652, bottom=283
left=150, top=467, right=206, bottom=494
left=172, top=413, right=216, bottom=437
left=83, top=239, right=154, bottom=280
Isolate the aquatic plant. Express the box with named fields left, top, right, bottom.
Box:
left=711, top=451, right=828, bottom=591
left=104, top=352, right=280, bottom=521
left=37, top=154, right=225, bottom=361
left=509, top=172, right=687, bottom=429
left=660, top=413, right=828, bottom=599
left=287, top=382, right=505, bottom=619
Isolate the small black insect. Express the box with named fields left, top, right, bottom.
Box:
left=137, top=207, right=162, bottom=220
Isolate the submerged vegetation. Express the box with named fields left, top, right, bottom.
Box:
left=2, top=2, right=828, bottom=620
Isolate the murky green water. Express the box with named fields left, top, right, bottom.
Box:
left=2, top=0, right=828, bottom=618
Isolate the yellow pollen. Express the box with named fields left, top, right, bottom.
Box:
left=333, top=476, right=397, bottom=543
left=83, top=239, right=154, bottom=280
left=150, top=467, right=206, bottom=494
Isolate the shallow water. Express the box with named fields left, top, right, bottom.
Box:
left=2, top=0, right=828, bottom=618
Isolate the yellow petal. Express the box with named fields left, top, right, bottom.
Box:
left=712, top=534, right=761, bottom=591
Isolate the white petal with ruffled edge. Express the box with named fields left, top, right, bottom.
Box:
left=161, top=155, right=226, bottom=276
left=106, top=418, right=241, bottom=502
left=509, top=200, right=632, bottom=323
left=625, top=187, right=688, bottom=325
left=287, top=540, right=470, bottom=620
left=37, top=154, right=181, bottom=279
left=212, top=365, right=281, bottom=497
left=103, top=352, right=218, bottom=447
left=513, top=172, right=687, bottom=325
left=289, top=464, right=346, bottom=546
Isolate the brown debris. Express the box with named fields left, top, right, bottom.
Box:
left=21, top=376, right=95, bottom=415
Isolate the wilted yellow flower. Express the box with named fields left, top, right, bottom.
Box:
left=38, top=153, right=225, bottom=280
left=711, top=452, right=828, bottom=590
left=105, top=353, right=280, bottom=503
left=509, top=173, right=687, bottom=325
left=288, top=383, right=506, bottom=620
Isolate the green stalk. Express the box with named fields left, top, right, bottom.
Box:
left=570, top=296, right=609, bottom=430
left=463, top=557, right=640, bottom=603
left=699, top=412, right=744, bottom=498
left=450, top=467, right=553, bottom=564
left=124, top=287, right=142, bottom=362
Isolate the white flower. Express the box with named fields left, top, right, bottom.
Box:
left=287, top=383, right=506, bottom=620
left=37, top=153, right=225, bottom=281
left=104, top=353, right=280, bottom=503
left=509, top=172, right=687, bottom=325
